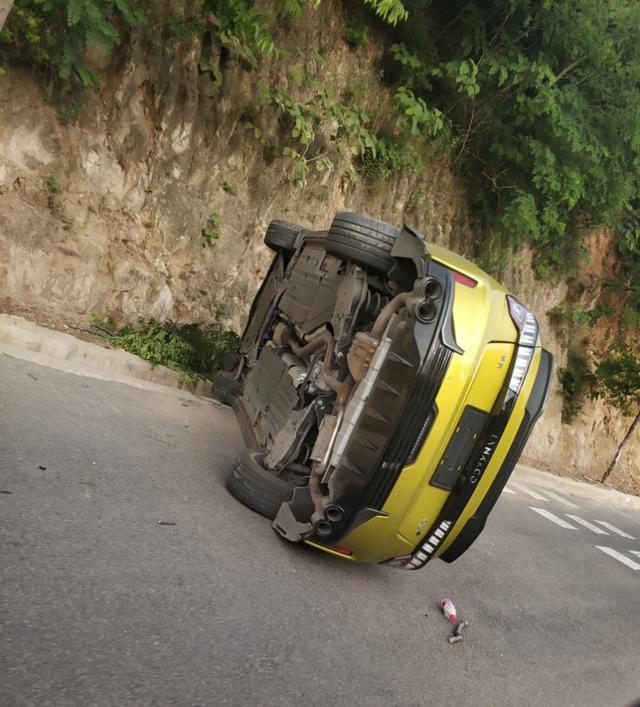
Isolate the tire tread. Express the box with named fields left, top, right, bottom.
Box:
left=226, top=449, right=294, bottom=519
left=325, top=212, right=400, bottom=272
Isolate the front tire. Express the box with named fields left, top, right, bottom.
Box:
left=264, top=220, right=301, bottom=253
left=325, top=211, right=400, bottom=273
left=212, top=371, right=242, bottom=406
left=227, top=449, right=294, bottom=520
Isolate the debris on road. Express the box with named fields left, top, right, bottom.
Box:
left=1, top=489, right=12, bottom=494
left=454, top=620, right=468, bottom=636
left=448, top=620, right=469, bottom=644
left=38, top=465, right=46, bottom=470
left=157, top=520, right=177, bottom=526
left=440, top=598, right=457, bottom=622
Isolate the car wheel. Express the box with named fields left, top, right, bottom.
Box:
left=227, top=449, right=295, bottom=520
left=221, top=350, right=240, bottom=372
left=264, top=220, right=301, bottom=253
left=212, top=371, right=242, bottom=406
left=325, top=211, right=401, bottom=274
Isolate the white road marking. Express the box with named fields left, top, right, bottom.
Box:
left=502, top=488, right=516, bottom=495
left=538, top=489, right=580, bottom=509
left=529, top=507, right=578, bottom=529
left=594, top=521, right=636, bottom=540
left=514, top=486, right=548, bottom=501
left=595, top=546, right=640, bottom=571
left=565, top=514, right=609, bottom=535
left=630, top=551, right=640, bottom=558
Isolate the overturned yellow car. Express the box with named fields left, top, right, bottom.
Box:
left=217, top=212, right=553, bottom=569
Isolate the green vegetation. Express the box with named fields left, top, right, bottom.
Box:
left=4, top=1, right=639, bottom=280
left=613, top=210, right=640, bottom=313
left=273, top=83, right=380, bottom=187
left=202, top=211, right=221, bottom=246
left=594, top=339, right=640, bottom=415
left=45, top=173, right=61, bottom=211
left=222, top=181, right=238, bottom=196
left=550, top=300, right=614, bottom=344
left=343, top=20, right=369, bottom=49
left=269, top=73, right=445, bottom=187
left=379, top=1, right=639, bottom=282
left=558, top=340, right=640, bottom=424
left=90, top=315, right=239, bottom=384
left=167, top=0, right=640, bottom=298
left=557, top=353, right=593, bottom=424
left=0, top=0, right=146, bottom=87
left=558, top=336, right=640, bottom=481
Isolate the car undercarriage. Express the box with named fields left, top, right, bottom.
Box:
left=217, top=212, right=553, bottom=568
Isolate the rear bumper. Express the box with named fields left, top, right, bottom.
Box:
left=323, top=345, right=553, bottom=567
left=438, top=347, right=554, bottom=562
left=383, top=345, right=553, bottom=570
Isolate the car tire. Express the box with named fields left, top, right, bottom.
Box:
left=221, top=350, right=240, bottom=373
left=264, top=220, right=301, bottom=253
left=212, top=371, right=242, bottom=406
left=325, top=211, right=400, bottom=273
left=227, top=449, right=294, bottom=520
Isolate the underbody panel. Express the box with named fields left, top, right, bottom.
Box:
left=227, top=213, right=553, bottom=567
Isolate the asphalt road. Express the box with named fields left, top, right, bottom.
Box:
left=1, top=355, right=639, bottom=707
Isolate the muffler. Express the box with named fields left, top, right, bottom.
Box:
left=311, top=514, right=333, bottom=537
left=325, top=505, right=344, bottom=523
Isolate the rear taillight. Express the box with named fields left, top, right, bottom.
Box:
left=507, top=295, right=537, bottom=343
left=506, top=295, right=539, bottom=394
left=453, top=272, right=477, bottom=288
left=328, top=544, right=353, bottom=557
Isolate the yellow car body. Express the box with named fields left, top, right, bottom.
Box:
left=225, top=214, right=553, bottom=570
left=309, top=246, right=548, bottom=566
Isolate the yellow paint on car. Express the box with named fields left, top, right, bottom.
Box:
left=305, top=243, right=543, bottom=566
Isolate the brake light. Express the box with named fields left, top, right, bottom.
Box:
left=453, top=272, right=477, bottom=288
left=328, top=544, right=353, bottom=557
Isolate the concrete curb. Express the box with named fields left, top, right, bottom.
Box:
left=514, top=463, right=640, bottom=512
left=0, top=314, right=215, bottom=399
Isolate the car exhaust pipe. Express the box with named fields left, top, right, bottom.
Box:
left=308, top=407, right=347, bottom=536
left=415, top=299, right=437, bottom=324
left=311, top=515, right=333, bottom=537
left=370, top=280, right=441, bottom=338
left=325, top=505, right=344, bottom=523
left=422, top=277, right=443, bottom=301
left=371, top=291, right=415, bottom=338
left=284, top=328, right=353, bottom=405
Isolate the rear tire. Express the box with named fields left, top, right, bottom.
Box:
left=325, top=212, right=400, bottom=273
left=212, top=371, right=242, bottom=406
left=264, top=220, right=301, bottom=253
left=221, top=350, right=240, bottom=372
left=227, top=449, right=294, bottom=520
